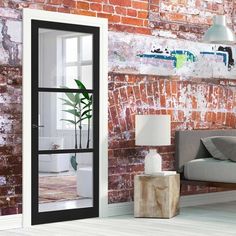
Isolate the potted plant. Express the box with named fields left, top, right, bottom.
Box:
left=60, top=79, right=92, bottom=171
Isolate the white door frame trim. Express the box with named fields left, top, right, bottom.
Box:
left=23, top=8, right=108, bottom=227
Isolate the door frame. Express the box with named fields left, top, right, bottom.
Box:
left=23, top=8, right=108, bottom=227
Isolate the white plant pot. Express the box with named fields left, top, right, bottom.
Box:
left=76, top=167, right=93, bottom=198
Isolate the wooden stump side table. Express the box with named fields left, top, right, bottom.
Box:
left=134, top=174, right=180, bottom=218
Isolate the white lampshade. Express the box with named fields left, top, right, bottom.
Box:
left=135, top=115, right=171, bottom=146
left=202, top=15, right=236, bottom=44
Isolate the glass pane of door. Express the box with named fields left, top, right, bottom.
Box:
left=38, top=153, right=93, bottom=212
left=38, top=29, right=93, bottom=89
left=38, top=92, right=93, bottom=150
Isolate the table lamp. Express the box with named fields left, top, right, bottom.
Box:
left=135, top=115, right=171, bottom=174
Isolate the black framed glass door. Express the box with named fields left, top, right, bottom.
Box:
left=31, top=20, right=99, bottom=225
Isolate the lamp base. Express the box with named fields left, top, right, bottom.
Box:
left=144, top=149, right=162, bottom=174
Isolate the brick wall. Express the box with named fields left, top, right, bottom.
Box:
left=108, top=74, right=236, bottom=202
left=0, top=65, right=22, bottom=215
left=0, top=0, right=235, bottom=214
left=3, top=0, right=233, bottom=38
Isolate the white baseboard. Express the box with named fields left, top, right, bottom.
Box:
left=106, top=191, right=236, bottom=217
left=0, top=214, right=22, bottom=231
left=180, top=190, right=236, bottom=207
left=107, top=202, right=134, bottom=217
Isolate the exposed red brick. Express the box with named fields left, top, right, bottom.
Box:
left=109, top=24, right=151, bottom=34
left=108, top=73, right=235, bottom=201
left=171, top=81, right=177, bottom=94
left=150, top=0, right=159, bottom=4
left=77, top=1, right=89, bottom=10
left=63, top=0, right=76, bottom=8
left=97, top=12, right=120, bottom=23
left=161, top=12, right=187, bottom=22
left=135, top=27, right=151, bottom=35
left=1, top=207, right=18, bottom=215
left=109, top=0, right=131, bottom=7
left=58, top=7, right=70, bottom=13
left=132, top=1, right=148, bottom=10
left=149, top=4, right=159, bottom=11
left=48, top=0, right=62, bottom=5
left=103, top=4, right=114, bottom=13
left=90, top=2, right=102, bottom=11
left=127, top=9, right=137, bottom=17
left=43, top=5, right=58, bottom=11
left=72, top=9, right=96, bottom=16
left=137, top=10, right=148, bottom=19
left=34, top=0, right=46, bottom=3
left=179, top=0, right=187, bottom=4
left=121, top=16, right=143, bottom=26
left=115, top=6, right=126, bottom=15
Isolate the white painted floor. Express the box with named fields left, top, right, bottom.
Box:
left=39, top=198, right=93, bottom=212
left=39, top=171, right=76, bottom=177
left=2, top=201, right=236, bottom=236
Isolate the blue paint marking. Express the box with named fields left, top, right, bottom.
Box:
left=200, top=51, right=228, bottom=66
left=170, top=50, right=197, bottom=62
left=137, top=53, right=177, bottom=67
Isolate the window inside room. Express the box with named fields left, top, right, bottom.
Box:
left=57, top=34, right=93, bottom=130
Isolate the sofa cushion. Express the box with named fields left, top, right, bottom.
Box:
left=201, top=136, right=236, bottom=162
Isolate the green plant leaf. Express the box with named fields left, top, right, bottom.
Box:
left=62, top=102, right=74, bottom=107
left=59, top=98, right=75, bottom=107
left=70, top=156, right=77, bottom=171
left=86, top=114, right=92, bottom=119
left=75, top=79, right=86, bottom=90
left=82, top=102, right=92, bottom=110
left=80, top=97, right=87, bottom=105
left=75, top=79, right=89, bottom=100
left=60, top=119, right=76, bottom=124
left=60, top=86, right=76, bottom=102
left=75, top=93, right=81, bottom=104
left=76, top=116, right=90, bottom=123
left=65, top=92, right=76, bottom=103
left=81, top=109, right=92, bottom=117
left=63, top=109, right=80, bottom=117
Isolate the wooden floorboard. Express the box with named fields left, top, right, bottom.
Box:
left=1, top=201, right=236, bottom=236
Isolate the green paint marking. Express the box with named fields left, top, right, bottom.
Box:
left=173, top=54, right=187, bottom=69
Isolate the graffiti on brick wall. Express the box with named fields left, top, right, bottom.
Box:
left=0, top=18, right=22, bottom=66
left=109, top=32, right=236, bottom=79
left=1, top=19, right=20, bottom=65
left=137, top=49, right=197, bottom=69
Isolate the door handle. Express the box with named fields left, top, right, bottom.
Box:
left=32, top=124, right=45, bottom=128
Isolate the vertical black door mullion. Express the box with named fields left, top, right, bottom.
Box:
left=31, top=21, right=39, bottom=222
left=31, top=20, right=99, bottom=225
left=92, top=28, right=99, bottom=212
